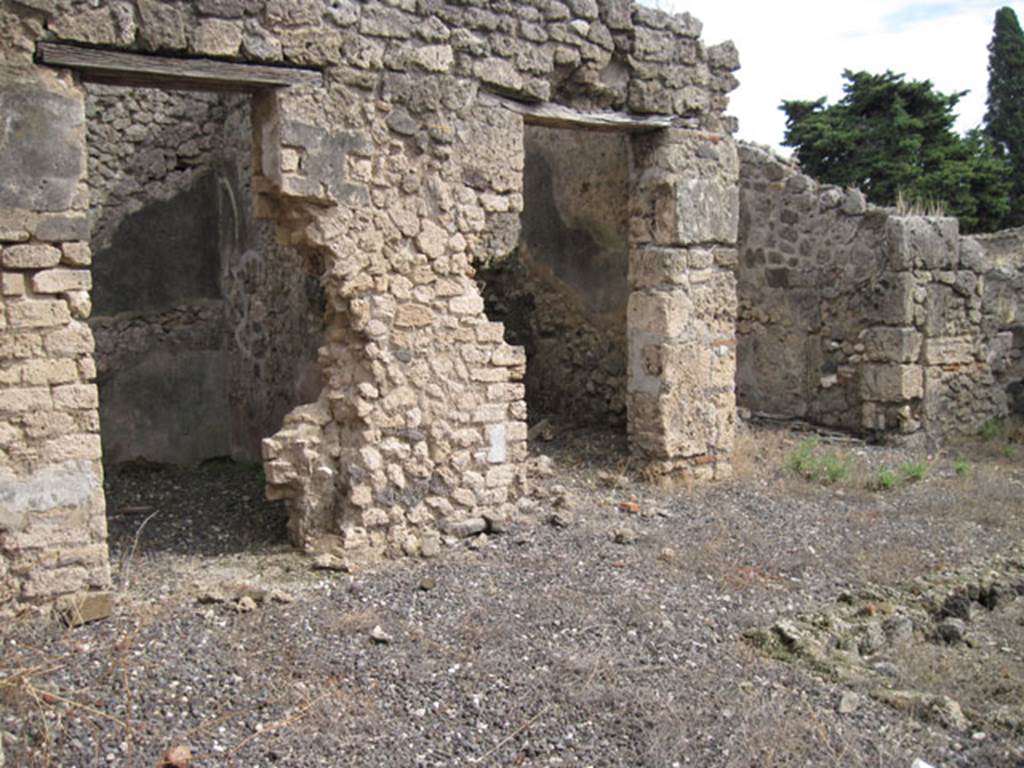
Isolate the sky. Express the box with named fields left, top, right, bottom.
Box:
left=640, top=1, right=1024, bottom=152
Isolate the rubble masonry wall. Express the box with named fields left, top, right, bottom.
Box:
left=0, top=0, right=740, bottom=613
left=738, top=143, right=1017, bottom=439
left=974, top=227, right=1024, bottom=418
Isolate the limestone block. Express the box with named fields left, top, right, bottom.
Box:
left=627, top=291, right=692, bottom=340
left=3, top=244, right=62, bottom=269
left=707, top=40, right=740, bottom=71
left=922, top=336, right=975, bottom=365
left=44, top=322, right=94, bottom=356
left=840, top=189, right=867, bottom=215
left=15, top=359, right=78, bottom=386
left=394, top=303, right=433, bottom=328
left=22, top=411, right=77, bottom=439
left=358, top=5, right=411, bottom=37
left=474, top=404, right=507, bottom=423
left=662, top=393, right=718, bottom=458
left=0, top=385, right=48, bottom=415
left=60, top=242, right=91, bottom=267
left=1, top=273, right=26, bottom=297
left=860, top=327, right=923, bottom=364
left=138, top=0, right=188, bottom=50
left=52, top=384, right=98, bottom=410
left=886, top=216, right=959, bottom=271
left=191, top=19, right=243, bottom=56
left=657, top=341, right=711, bottom=390
left=48, top=6, right=120, bottom=45
left=449, top=294, right=484, bottom=315
left=40, top=432, right=101, bottom=462
left=7, top=298, right=71, bottom=329
left=689, top=271, right=737, bottom=331
left=31, top=269, right=92, bottom=294
left=410, top=44, right=454, bottom=73
left=958, top=236, right=986, bottom=272
left=491, top=345, right=526, bottom=367
left=923, top=283, right=972, bottom=337
left=474, top=58, right=524, bottom=93
left=860, top=364, right=923, bottom=402
left=486, top=464, right=516, bottom=488
left=866, top=273, right=915, bottom=326
left=654, top=177, right=738, bottom=246
left=629, top=247, right=688, bottom=289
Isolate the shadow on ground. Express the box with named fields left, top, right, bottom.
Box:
left=104, top=458, right=289, bottom=558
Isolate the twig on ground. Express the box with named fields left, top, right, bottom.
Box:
left=120, top=509, right=160, bottom=589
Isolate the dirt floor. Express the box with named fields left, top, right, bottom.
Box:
left=3, top=422, right=1024, bottom=767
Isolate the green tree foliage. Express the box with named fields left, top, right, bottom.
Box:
left=985, top=6, right=1024, bottom=226
left=781, top=70, right=1011, bottom=233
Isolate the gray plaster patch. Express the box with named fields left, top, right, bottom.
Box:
left=0, top=460, right=99, bottom=532
left=0, top=78, right=85, bottom=212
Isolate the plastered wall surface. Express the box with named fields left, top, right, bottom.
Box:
left=86, top=85, right=322, bottom=465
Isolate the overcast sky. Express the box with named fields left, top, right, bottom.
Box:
left=640, top=1, right=1024, bottom=152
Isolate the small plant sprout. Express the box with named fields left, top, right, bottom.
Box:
left=789, top=437, right=821, bottom=476
left=787, top=437, right=851, bottom=485
left=954, top=459, right=971, bottom=477
left=820, top=454, right=851, bottom=485
left=900, top=460, right=928, bottom=482
left=979, top=418, right=1005, bottom=443
left=876, top=468, right=898, bottom=490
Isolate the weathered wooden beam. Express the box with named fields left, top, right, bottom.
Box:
left=36, top=42, right=321, bottom=92
left=487, top=94, right=673, bottom=133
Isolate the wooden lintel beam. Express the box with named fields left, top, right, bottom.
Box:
left=488, top=94, right=673, bottom=133
left=36, top=42, right=321, bottom=92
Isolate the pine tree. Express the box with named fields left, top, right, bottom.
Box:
left=781, top=70, right=1011, bottom=233
left=985, top=7, right=1024, bottom=227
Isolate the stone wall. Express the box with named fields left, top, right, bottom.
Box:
left=0, top=63, right=109, bottom=610
left=628, top=128, right=739, bottom=479
left=1, top=0, right=741, bottom=612
left=481, top=125, right=630, bottom=428
left=86, top=85, right=322, bottom=465
left=738, top=143, right=1017, bottom=439
left=974, top=228, right=1024, bottom=417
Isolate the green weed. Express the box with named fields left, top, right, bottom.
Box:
left=900, top=460, right=928, bottom=482
left=789, top=437, right=821, bottom=476
left=954, top=459, right=971, bottom=477
left=788, top=438, right=850, bottom=485
left=979, top=419, right=1005, bottom=443
left=876, top=468, right=898, bottom=490
left=819, top=454, right=851, bottom=485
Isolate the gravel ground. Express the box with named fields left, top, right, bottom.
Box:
left=3, top=424, right=1024, bottom=767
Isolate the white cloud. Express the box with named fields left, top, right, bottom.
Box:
left=642, top=1, right=1024, bottom=152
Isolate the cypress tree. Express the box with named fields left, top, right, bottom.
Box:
left=781, top=71, right=1011, bottom=233
left=985, top=7, right=1024, bottom=227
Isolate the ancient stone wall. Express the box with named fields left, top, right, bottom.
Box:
left=0, top=63, right=109, bottom=611
left=974, top=228, right=1024, bottom=418
left=1, top=0, right=741, bottom=612
left=481, top=125, right=630, bottom=428
left=86, top=85, right=323, bottom=465
left=738, top=143, right=1010, bottom=439
left=628, top=128, right=739, bottom=479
